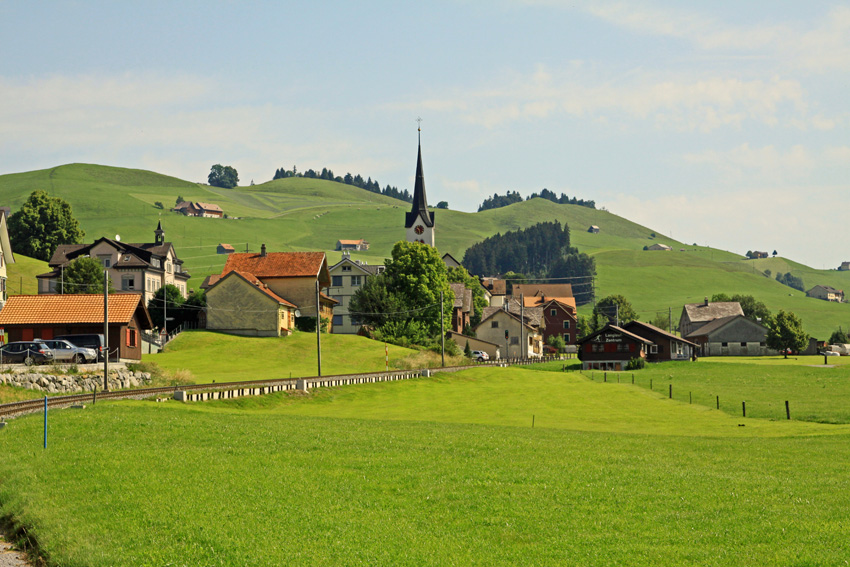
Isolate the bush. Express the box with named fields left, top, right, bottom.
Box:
left=626, top=357, right=646, bottom=370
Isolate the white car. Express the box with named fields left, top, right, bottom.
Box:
left=824, top=351, right=840, bottom=357
left=471, top=350, right=489, bottom=362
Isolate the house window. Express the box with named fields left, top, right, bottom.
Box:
left=550, top=309, right=557, bottom=316
left=563, top=320, right=570, bottom=329
left=166, top=262, right=172, bottom=273
left=152, top=258, right=161, bottom=268
left=122, top=275, right=136, bottom=290
left=649, top=345, right=658, bottom=354
left=617, top=343, right=630, bottom=352
left=332, top=315, right=343, bottom=326
left=722, top=342, right=728, bottom=347
left=741, top=342, right=747, bottom=347
left=98, top=255, right=111, bottom=268
left=342, top=266, right=351, bottom=272
left=592, top=343, right=604, bottom=352
left=332, top=276, right=343, bottom=287
left=126, top=328, right=138, bottom=347
left=351, top=276, right=362, bottom=286
left=491, top=321, right=499, bottom=328
left=563, top=333, right=570, bottom=342
left=510, top=337, right=519, bottom=345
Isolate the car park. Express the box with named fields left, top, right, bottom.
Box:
left=55, top=334, right=106, bottom=361
left=35, top=339, right=98, bottom=363
left=0, top=341, right=55, bottom=366
left=471, top=350, right=489, bottom=362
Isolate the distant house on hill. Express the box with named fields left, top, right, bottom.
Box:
left=839, top=261, right=850, bottom=271
left=172, top=201, right=224, bottom=218
left=588, top=225, right=600, bottom=234
left=217, top=243, right=235, bottom=255
left=748, top=251, right=768, bottom=259
left=646, top=243, right=672, bottom=251
left=806, top=285, right=844, bottom=303
left=335, top=239, right=369, bottom=252
left=678, top=299, right=744, bottom=338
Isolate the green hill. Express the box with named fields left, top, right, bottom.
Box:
left=0, top=163, right=847, bottom=338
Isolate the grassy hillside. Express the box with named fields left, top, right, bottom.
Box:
left=0, top=163, right=846, bottom=338
left=6, top=254, right=47, bottom=295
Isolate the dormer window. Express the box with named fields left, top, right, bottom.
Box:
left=124, top=255, right=130, bottom=262
left=152, top=258, right=161, bottom=268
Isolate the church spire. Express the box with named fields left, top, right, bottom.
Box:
left=405, top=123, right=435, bottom=229
left=154, top=220, right=164, bottom=245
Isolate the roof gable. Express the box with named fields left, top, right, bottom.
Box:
left=624, top=320, right=697, bottom=347
left=577, top=324, right=653, bottom=345
left=208, top=270, right=297, bottom=308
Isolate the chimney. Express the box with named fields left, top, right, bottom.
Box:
left=704, top=297, right=709, bottom=307
left=260, top=244, right=267, bottom=257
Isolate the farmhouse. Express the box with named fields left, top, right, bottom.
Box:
left=217, top=243, right=235, bottom=254
left=684, top=315, right=775, bottom=357
left=623, top=321, right=696, bottom=362
left=172, top=201, right=224, bottom=218
left=678, top=299, right=744, bottom=338
left=540, top=298, right=578, bottom=345
left=806, top=285, right=844, bottom=302
left=206, top=245, right=336, bottom=336
left=328, top=252, right=384, bottom=334
left=646, top=243, right=672, bottom=251
left=481, top=277, right=507, bottom=307
left=475, top=306, right=543, bottom=359
left=588, top=225, right=600, bottom=233
left=839, top=261, right=850, bottom=271
left=577, top=324, right=652, bottom=371
left=0, top=293, right=153, bottom=361
left=37, top=221, right=190, bottom=303
left=335, top=239, right=369, bottom=252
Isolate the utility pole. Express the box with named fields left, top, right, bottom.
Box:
left=668, top=306, right=672, bottom=334
left=520, top=294, right=525, bottom=360
left=316, top=280, right=322, bottom=377
left=103, top=270, right=109, bottom=392
left=440, top=291, right=445, bottom=367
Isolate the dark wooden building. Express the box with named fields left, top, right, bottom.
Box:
left=623, top=321, right=696, bottom=362
left=0, top=294, right=153, bottom=361
left=577, top=324, right=652, bottom=371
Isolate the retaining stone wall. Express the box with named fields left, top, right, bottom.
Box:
left=0, top=370, right=152, bottom=394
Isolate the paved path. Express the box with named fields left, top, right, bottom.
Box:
left=0, top=536, right=30, bottom=567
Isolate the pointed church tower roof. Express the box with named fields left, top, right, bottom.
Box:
left=405, top=131, right=435, bottom=228
left=154, top=220, right=165, bottom=245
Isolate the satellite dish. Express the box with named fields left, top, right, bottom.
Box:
left=115, top=234, right=121, bottom=241
left=294, top=310, right=301, bottom=318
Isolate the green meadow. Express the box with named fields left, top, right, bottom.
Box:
left=1, top=365, right=849, bottom=566
left=1, top=163, right=847, bottom=338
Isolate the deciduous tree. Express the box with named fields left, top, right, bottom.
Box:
left=766, top=310, right=808, bottom=358
left=208, top=164, right=239, bottom=189
left=8, top=190, right=85, bottom=261
left=59, top=257, right=110, bottom=294
left=592, top=295, right=638, bottom=330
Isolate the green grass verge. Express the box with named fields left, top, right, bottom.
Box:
left=0, top=366, right=848, bottom=565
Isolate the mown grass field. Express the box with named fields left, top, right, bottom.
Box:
left=1, top=365, right=849, bottom=566
left=1, top=163, right=848, bottom=338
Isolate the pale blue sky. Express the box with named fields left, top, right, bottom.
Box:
left=1, top=1, right=847, bottom=267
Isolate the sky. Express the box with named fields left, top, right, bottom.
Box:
left=1, top=1, right=848, bottom=268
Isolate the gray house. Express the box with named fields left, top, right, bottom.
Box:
left=678, top=300, right=744, bottom=337
left=685, top=315, right=776, bottom=356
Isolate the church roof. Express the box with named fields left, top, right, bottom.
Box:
left=405, top=140, right=435, bottom=228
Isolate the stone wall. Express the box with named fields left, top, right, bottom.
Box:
left=0, top=369, right=152, bottom=394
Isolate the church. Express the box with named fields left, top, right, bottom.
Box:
left=404, top=128, right=436, bottom=246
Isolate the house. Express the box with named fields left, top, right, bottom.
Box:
left=751, top=251, right=769, bottom=259
left=540, top=299, right=578, bottom=345
left=512, top=284, right=575, bottom=310
left=481, top=277, right=507, bottom=307
left=328, top=252, right=384, bottom=334
left=206, top=270, right=298, bottom=337
left=207, top=245, right=336, bottom=335
left=217, top=243, right=235, bottom=255
left=0, top=208, right=15, bottom=309
left=172, top=201, right=224, bottom=218
left=442, top=253, right=463, bottom=269
left=449, top=283, right=473, bottom=333
left=577, top=324, right=652, bottom=371
left=623, top=321, right=696, bottom=362
left=0, top=293, right=153, bottom=361
left=446, top=331, right=500, bottom=360
left=684, top=315, right=775, bottom=356
left=37, top=221, right=190, bottom=304
left=646, top=243, right=672, bottom=251
left=678, top=299, right=744, bottom=337
left=475, top=306, right=543, bottom=359
left=806, top=285, right=844, bottom=302
left=335, top=239, right=370, bottom=252
left=839, top=262, right=850, bottom=271
left=588, top=225, right=600, bottom=234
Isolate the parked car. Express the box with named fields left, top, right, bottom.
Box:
left=35, top=339, right=98, bottom=363
left=55, top=334, right=106, bottom=361
left=471, top=350, right=489, bottom=362
left=0, top=341, right=54, bottom=366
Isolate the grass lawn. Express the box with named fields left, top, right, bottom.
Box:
left=0, top=366, right=848, bottom=565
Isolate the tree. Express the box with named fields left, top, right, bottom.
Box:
left=828, top=328, right=848, bottom=345
left=766, top=310, right=808, bottom=358
left=208, top=164, right=239, bottom=189
left=464, top=340, right=473, bottom=358
left=576, top=315, right=592, bottom=340
left=592, top=295, right=638, bottom=330
left=176, top=196, right=185, bottom=204
left=180, top=290, right=207, bottom=326
left=436, top=201, right=449, bottom=209
left=58, top=257, right=109, bottom=294
left=8, top=190, right=85, bottom=261
left=773, top=250, right=778, bottom=257
left=546, top=334, right=566, bottom=352
left=147, top=284, right=185, bottom=330
left=732, top=294, right=773, bottom=327
left=650, top=312, right=670, bottom=331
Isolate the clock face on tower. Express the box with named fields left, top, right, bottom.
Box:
left=414, top=225, right=424, bottom=235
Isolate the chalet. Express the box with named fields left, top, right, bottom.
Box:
left=449, top=283, right=473, bottom=333
left=0, top=293, right=153, bottom=361
left=806, top=285, right=844, bottom=303
left=37, top=222, right=190, bottom=304
left=623, top=321, right=696, bottom=362
left=217, top=243, right=235, bottom=255
left=328, top=253, right=384, bottom=334
left=335, top=239, right=370, bottom=252
left=446, top=331, right=501, bottom=361
left=588, top=225, right=600, bottom=234
left=751, top=251, right=769, bottom=259
left=0, top=208, right=15, bottom=308
left=678, top=299, right=744, bottom=338
left=206, top=245, right=336, bottom=336
left=577, top=324, right=652, bottom=371
left=685, top=315, right=775, bottom=356
left=172, top=201, right=224, bottom=218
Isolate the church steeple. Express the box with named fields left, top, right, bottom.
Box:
left=405, top=123, right=436, bottom=246
left=154, top=220, right=165, bottom=246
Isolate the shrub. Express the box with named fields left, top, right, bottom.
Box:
left=626, top=357, right=646, bottom=370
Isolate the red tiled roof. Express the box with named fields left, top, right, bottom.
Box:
left=0, top=294, right=147, bottom=325
left=223, top=251, right=326, bottom=279
left=196, top=202, right=223, bottom=212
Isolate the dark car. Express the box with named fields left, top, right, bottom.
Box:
left=35, top=339, right=98, bottom=363
left=0, top=341, right=55, bottom=366
left=55, top=334, right=106, bottom=361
